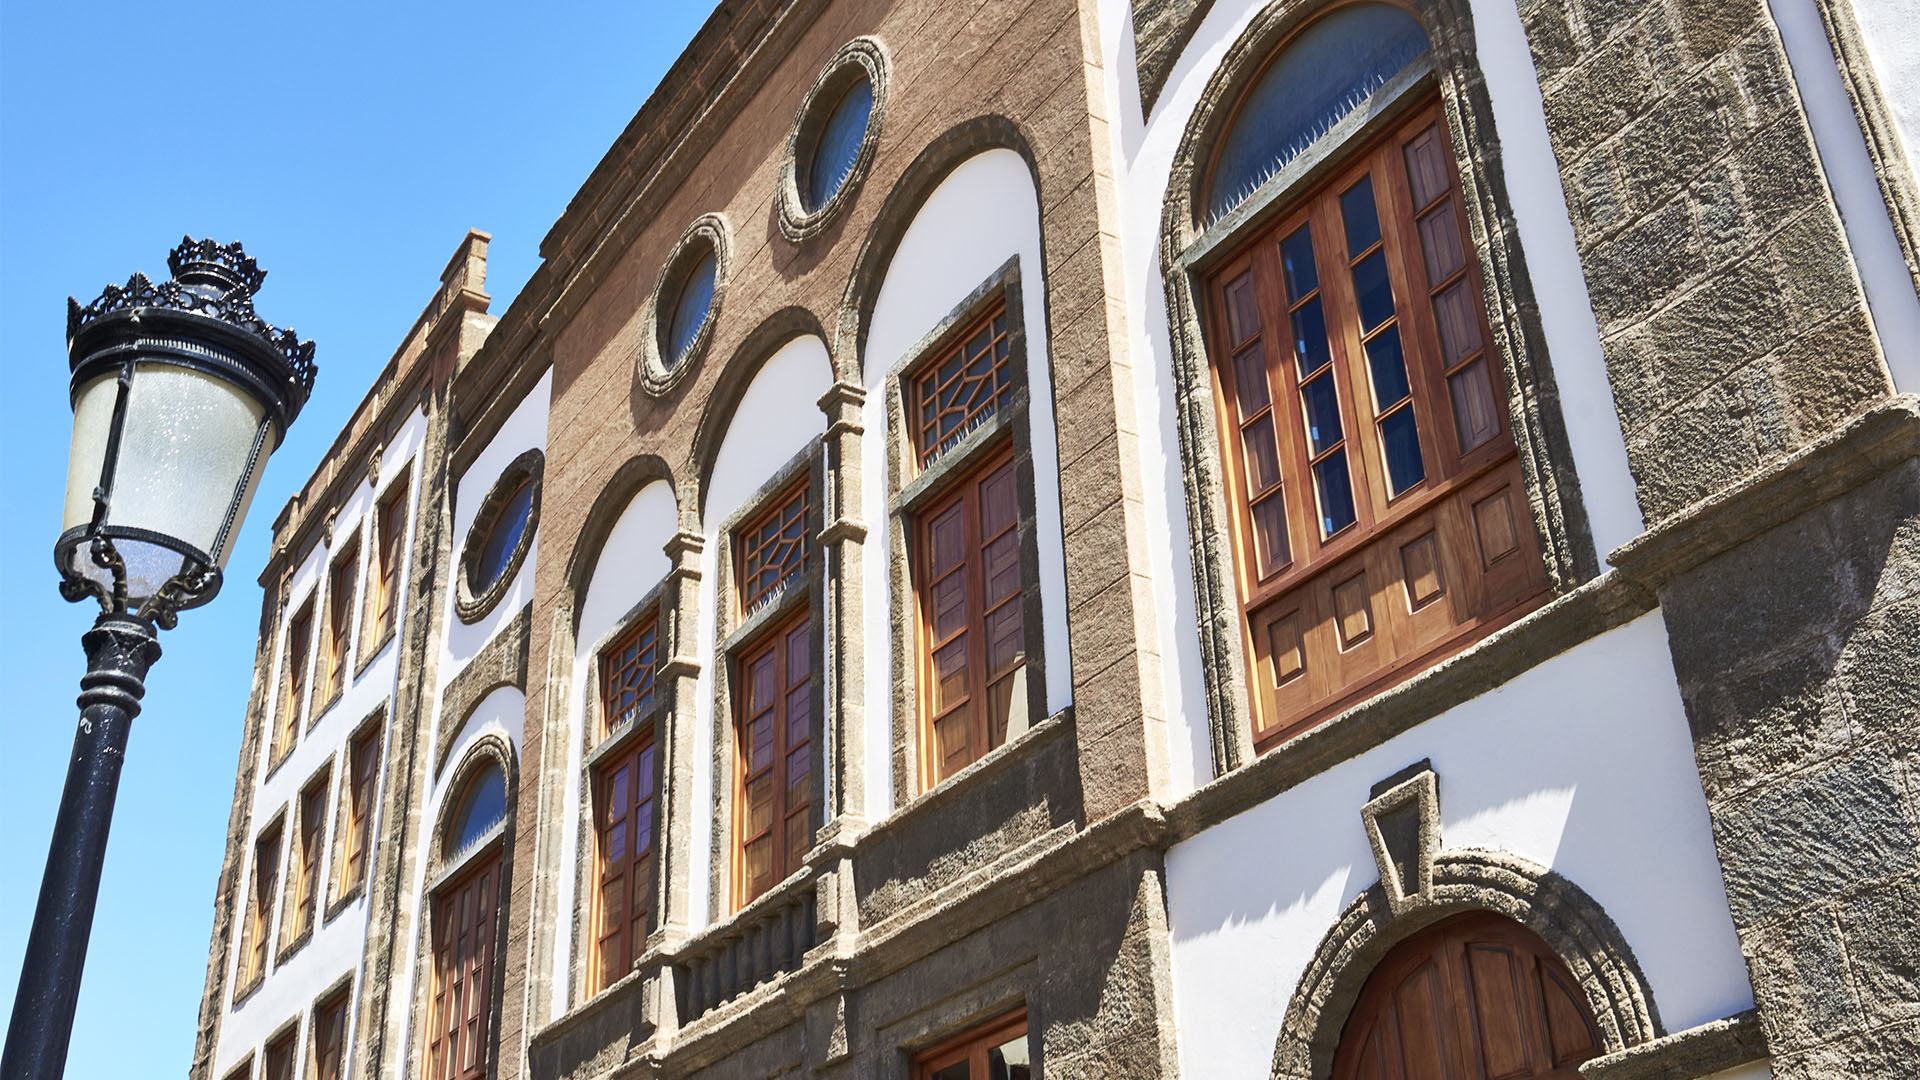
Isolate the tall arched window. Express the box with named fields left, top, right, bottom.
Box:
left=1334, top=912, right=1600, bottom=1078
left=1200, top=3, right=1548, bottom=752
left=427, top=761, right=509, bottom=1080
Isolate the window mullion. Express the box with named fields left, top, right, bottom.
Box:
left=1373, top=134, right=1453, bottom=488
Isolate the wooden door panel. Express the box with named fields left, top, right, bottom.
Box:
left=1465, top=943, right=1537, bottom=1080
left=1539, top=966, right=1599, bottom=1067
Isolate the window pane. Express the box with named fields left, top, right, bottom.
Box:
left=1341, top=177, right=1382, bottom=256
left=985, top=601, right=1024, bottom=674
left=749, top=714, right=774, bottom=772
left=1242, top=413, right=1283, bottom=493
left=1449, top=358, right=1500, bottom=452
left=1251, top=491, right=1290, bottom=575
left=476, top=479, right=533, bottom=592
left=1365, top=327, right=1411, bottom=411
left=1280, top=225, right=1319, bottom=301
left=1315, top=450, right=1358, bottom=536
left=989, top=1034, right=1032, bottom=1080
left=1291, top=298, right=1332, bottom=376
left=1205, top=4, right=1432, bottom=221
left=786, top=622, right=811, bottom=682
left=1417, top=198, right=1466, bottom=283
left=664, top=251, right=717, bottom=367
left=1300, top=373, right=1343, bottom=455
left=1381, top=408, right=1427, bottom=494
left=929, top=503, right=965, bottom=574
left=1233, top=346, right=1271, bottom=417
left=931, top=1063, right=970, bottom=1080
left=806, top=76, right=874, bottom=209
left=449, top=767, right=505, bottom=856
left=746, top=774, right=773, bottom=834
left=1351, top=251, right=1396, bottom=332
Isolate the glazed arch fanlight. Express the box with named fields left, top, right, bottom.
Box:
left=804, top=75, right=875, bottom=211
left=662, top=248, right=718, bottom=369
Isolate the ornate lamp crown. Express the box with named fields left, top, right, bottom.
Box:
left=166, top=236, right=268, bottom=298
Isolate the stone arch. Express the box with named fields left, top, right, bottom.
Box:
left=684, top=305, right=830, bottom=518
left=435, top=731, right=519, bottom=870
left=561, top=453, right=680, bottom=636
left=1158, top=0, right=1598, bottom=776
left=832, top=113, right=1039, bottom=383
left=1270, top=849, right=1663, bottom=1080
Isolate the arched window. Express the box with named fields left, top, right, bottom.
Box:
left=663, top=250, right=718, bottom=368
left=473, top=480, right=532, bottom=594
left=427, top=758, right=510, bottom=1080
left=1334, top=911, right=1600, bottom=1078
left=807, top=77, right=875, bottom=210
left=1199, top=4, right=1548, bottom=753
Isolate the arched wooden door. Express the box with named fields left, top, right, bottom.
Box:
left=1333, top=911, right=1602, bottom=1080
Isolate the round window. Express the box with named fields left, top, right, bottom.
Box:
left=456, top=449, right=543, bottom=623
left=639, top=215, right=729, bottom=396
left=778, top=38, right=888, bottom=241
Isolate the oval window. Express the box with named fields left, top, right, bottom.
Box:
left=1207, top=4, right=1430, bottom=223
left=805, top=76, right=875, bottom=210
left=447, top=764, right=506, bottom=858
left=662, top=249, right=718, bottom=370
left=474, top=475, right=534, bottom=593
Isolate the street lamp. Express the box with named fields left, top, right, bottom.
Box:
left=1, top=238, right=316, bottom=1080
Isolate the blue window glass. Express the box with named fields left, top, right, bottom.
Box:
left=1300, top=373, right=1343, bottom=455
left=1206, top=4, right=1430, bottom=222
left=1352, top=251, right=1396, bottom=331
left=1291, top=298, right=1333, bottom=377
left=1366, top=327, right=1411, bottom=410
left=806, top=77, right=875, bottom=210
left=475, top=478, right=533, bottom=592
left=448, top=766, right=506, bottom=857
left=1314, top=450, right=1358, bottom=536
left=664, top=251, right=718, bottom=367
left=1381, top=409, right=1426, bottom=494
left=1340, top=177, right=1383, bottom=256
left=1280, top=225, right=1319, bottom=301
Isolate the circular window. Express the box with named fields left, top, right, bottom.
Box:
left=445, top=763, right=507, bottom=859
left=456, top=449, right=543, bottom=623
left=639, top=214, right=730, bottom=396
left=778, top=38, right=888, bottom=242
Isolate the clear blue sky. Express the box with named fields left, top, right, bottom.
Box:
left=0, top=3, right=712, bottom=1075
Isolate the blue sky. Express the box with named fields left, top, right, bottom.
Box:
left=0, top=3, right=711, bottom=1074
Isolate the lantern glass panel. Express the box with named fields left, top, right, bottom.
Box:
left=108, top=364, right=268, bottom=562
left=62, top=372, right=119, bottom=533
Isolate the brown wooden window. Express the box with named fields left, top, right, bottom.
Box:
left=235, top=821, right=282, bottom=989
left=1334, top=911, right=1599, bottom=1079
left=910, top=304, right=1013, bottom=469
left=365, top=474, right=409, bottom=653
left=427, top=852, right=500, bottom=1080
left=320, top=539, right=359, bottom=708
left=335, top=725, right=381, bottom=899
left=262, top=1029, right=296, bottom=1080
left=284, top=769, right=329, bottom=946
left=736, top=481, right=809, bottom=614
left=914, top=446, right=1028, bottom=788
left=273, top=604, right=314, bottom=765
left=1203, top=97, right=1548, bottom=752
left=311, top=988, right=349, bottom=1080
left=599, top=617, right=659, bottom=739
left=912, top=1011, right=1030, bottom=1080
left=733, top=613, right=811, bottom=908
left=590, top=727, right=655, bottom=992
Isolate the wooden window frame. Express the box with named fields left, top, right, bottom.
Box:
left=910, top=442, right=1031, bottom=789
left=585, top=613, right=662, bottom=994
left=911, top=1009, right=1030, bottom=1080
left=319, top=536, right=360, bottom=719
left=728, top=608, right=813, bottom=911
left=1201, top=94, right=1549, bottom=752
left=262, top=1026, right=298, bottom=1080
left=907, top=302, right=1015, bottom=472
left=234, top=815, right=284, bottom=996
left=272, top=601, right=315, bottom=769
left=598, top=615, right=660, bottom=743
left=363, top=471, right=410, bottom=661
left=330, top=717, right=383, bottom=910
left=309, top=985, right=350, bottom=1080
left=424, top=848, right=502, bottom=1080
left=281, top=765, right=331, bottom=956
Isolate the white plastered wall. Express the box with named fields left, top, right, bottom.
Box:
left=1092, top=0, right=1650, bottom=798
left=858, top=148, right=1074, bottom=822
left=1770, top=0, right=1920, bottom=393
left=548, top=479, right=677, bottom=1016
left=1163, top=613, right=1755, bottom=1077
left=215, top=407, right=428, bottom=1080
left=688, top=334, right=834, bottom=930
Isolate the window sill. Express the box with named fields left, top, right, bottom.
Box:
left=719, top=576, right=810, bottom=657
left=274, top=922, right=314, bottom=969
left=323, top=880, right=365, bottom=924
left=584, top=704, right=665, bottom=774
left=354, top=628, right=397, bottom=680
left=891, top=396, right=1024, bottom=517
left=862, top=705, right=1074, bottom=848
left=310, top=687, right=344, bottom=731
left=230, top=970, right=266, bottom=1009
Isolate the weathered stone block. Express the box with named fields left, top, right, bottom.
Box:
left=1523, top=0, right=1580, bottom=82
left=1682, top=633, right=1851, bottom=801
left=1768, top=1016, right=1920, bottom=1080
left=1770, top=307, right=1890, bottom=444
left=1622, top=374, right=1761, bottom=519
left=1836, top=597, right=1920, bottom=742
left=1839, top=873, right=1920, bottom=1026
left=1768, top=209, right=1864, bottom=328
left=1670, top=0, right=1766, bottom=68
left=1581, top=200, right=1703, bottom=329
left=1709, top=750, right=1919, bottom=927
left=1744, top=901, right=1862, bottom=1051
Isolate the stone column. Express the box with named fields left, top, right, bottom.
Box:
left=652, top=502, right=706, bottom=953
left=813, top=379, right=868, bottom=950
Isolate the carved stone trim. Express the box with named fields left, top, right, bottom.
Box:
left=638, top=214, right=731, bottom=398
left=1157, top=0, right=1599, bottom=776
left=1812, top=0, right=1920, bottom=297
left=776, top=37, right=890, bottom=244
left=1578, top=1009, right=1766, bottom=1080
left=1270, top=849, right=1664, bottom=1079
left=1360, top=764, right=1439, bottom=916
left=436, top=605, right=533, bottom=778
left=455, top=448, right=544, bottom=624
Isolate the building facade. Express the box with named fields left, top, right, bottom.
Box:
left=191, top=1, right=1920, bottom=1078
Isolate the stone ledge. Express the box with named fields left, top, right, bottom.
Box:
left=1164, top=569, right=1656, bottom=839
left=1579, top=1009, right=1767, bottom=1080
left=1610, top=395, right=1920, bottom=587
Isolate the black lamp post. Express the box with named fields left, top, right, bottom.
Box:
left=1, top=239, right=315, bottom=1080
